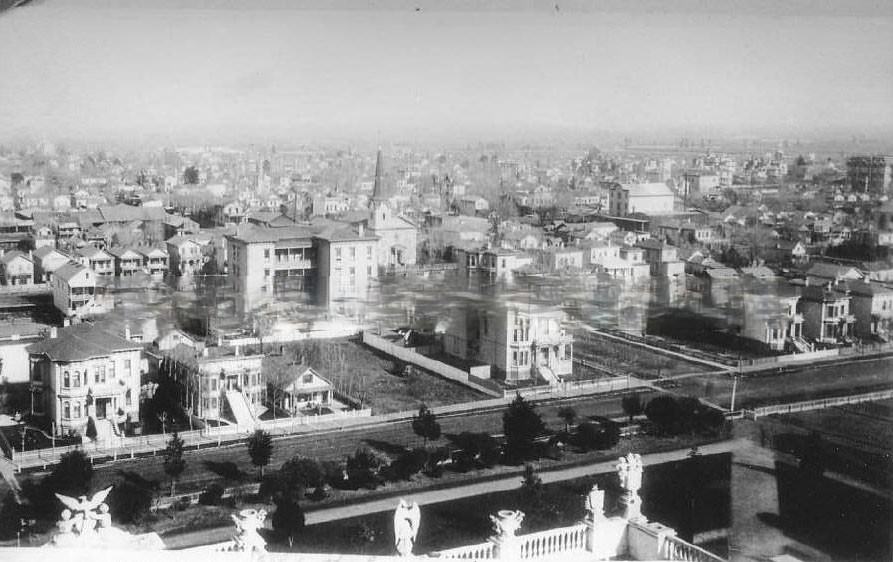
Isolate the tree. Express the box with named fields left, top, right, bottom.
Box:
left=520, top=463, right=543, bottom=503
left=411, top=404, right=441, bottom=446
left=49, top=450, right=94, bottom=497
left=644, top=395, right=683, bottom=436
left=278, top=457, right=325, bottom=494
left=271, top=493, right=305, bottom=548
left=163, top=432, right=186, bottom=496
left=108, top=480, right=152, bottom=524
left=573, top=421, right=621, bottom=451
left=246, top=430, right=274, bottom=479
left=183, top=166, right=200, bottom=185
left=85, top=417, right=98, bottom=443
left=503, top=394, right=545, bottom=464
left=557, top=406, right=577, bottom=432
left=621, top=394, right=644, bottom=423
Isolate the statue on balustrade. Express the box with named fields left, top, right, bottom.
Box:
left=394, top=499, right=421, bottom=557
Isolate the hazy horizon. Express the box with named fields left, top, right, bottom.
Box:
left=1, top=1, right=892, bottom=147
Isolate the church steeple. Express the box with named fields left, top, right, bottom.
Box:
left=371, top=147, right=385, bottom=207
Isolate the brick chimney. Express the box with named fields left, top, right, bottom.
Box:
left=49, top=327, right=57, bottom=338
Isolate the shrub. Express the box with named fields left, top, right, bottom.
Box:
left=503, top=394, right=545, bottom=464
left=573, top=421, right=621, bottom=451
left=173, top=496, right=192, bottom=511
left=198, top=483, right=225, bottom=506
left=279, top=457, right=325, bottom=494
left=388, top=448, right=428, bottom=481
left=108, top=480, right=153, bottom=524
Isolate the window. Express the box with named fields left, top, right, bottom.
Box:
left=124, top=359, right=132, bottom=376
left=73, top=402, right=81, bottom=418
left=335, top=248, right=342, bottom=261
left=563, top=345, right=572, bottom=360
left=263, top=249, right=270, bottom=261
left=243, top=373, right=250, bottom=386
left=349, top=247, right=356, bottom=259
left=366, top=246, right=372, bottom=259
left=73, top=371, right=81, bottom=387
left=63, top=401, right=70, bottom=419
left=303, top=373, right=314, bottom=383
left=63, top=371, right=70, bottom=388
left=210, top=397, right=218, bottom=410
left=210, top=378, right=218, bottom=391
left=264, top=269, right=270, bottom=278
left=125, top=390, right=132, bottom=406
left=108, top=361, right=116, bottom=378
left=512, top=351, right=518, bottom=367
left=367, top=265, right=372, bottom=276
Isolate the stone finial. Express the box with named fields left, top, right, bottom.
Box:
left=616, top=453, right=645, bottom=521
left=490, top=509, right=525, bottom=538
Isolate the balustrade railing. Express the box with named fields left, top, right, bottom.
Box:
left=436, top=541, right=495, bottom=559
left=661, top=536, right=726, bottom=562
left=517, top=523, right=588, bottom=559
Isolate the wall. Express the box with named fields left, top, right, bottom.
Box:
left=362, top=331, right=502, bottom=397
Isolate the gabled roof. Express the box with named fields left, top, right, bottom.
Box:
left=75, top=245, right=111, bottom=260
left=52, top=262, right=91, bottom=283
left=32, top=246, right=68, bottom=260
left=0, top=250, right=31, bottom=265
left=137, top=246, right=168, bottom=258
left=108, top=246, right=142, bottom=259
left=27, top=323, right=141, bottom=362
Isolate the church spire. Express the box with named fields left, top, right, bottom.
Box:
left=371, top=147, right=385, bottom=207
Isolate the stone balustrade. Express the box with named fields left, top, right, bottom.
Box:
left=435, top=540, right=496, bottom=559
left=661, top=536, right=726, bottom=562
left=517, top=523, right=588, bottom=559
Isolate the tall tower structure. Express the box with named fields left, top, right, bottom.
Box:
left=371, top=148, right=386, bottom=207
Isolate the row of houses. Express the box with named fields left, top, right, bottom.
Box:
left=26, top=322, right=340, bottom=437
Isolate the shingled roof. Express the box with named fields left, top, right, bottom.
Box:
left=26, top=323, right=142, bottom=362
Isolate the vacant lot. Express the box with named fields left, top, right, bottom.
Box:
left=573, top=331, right=714, bottom=380
left=275, top=338, right=486, bottom=414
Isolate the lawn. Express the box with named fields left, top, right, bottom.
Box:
left=274, top=338, right=487, bottom=414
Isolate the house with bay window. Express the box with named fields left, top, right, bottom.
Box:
left=27, top=323, right=143, bottom=437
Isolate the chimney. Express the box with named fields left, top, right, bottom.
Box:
left=357, top=222, right=365, bottom=237
left=202, top=347, right=209, bottom=357
left=234, top=345, right=241, bottom=356
left=124, top=324, right=131, bottom=341
left=49, top=327, right=57, bottom=339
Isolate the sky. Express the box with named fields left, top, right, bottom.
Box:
left=0, top=0, right=891, bottom=145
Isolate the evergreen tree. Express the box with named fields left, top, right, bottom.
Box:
left=502, top=394, right=545, bottom=464
left=411, top=404, right=441, bottom=446
left=247, top=430, right=274, bottom=479
left=163, top=432, right=186, bottom=496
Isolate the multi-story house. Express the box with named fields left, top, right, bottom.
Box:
left=443, top=300, right=573, bottom=384
left=314, top=225, right=379, bottom=304
left=138, top=246, right=169, bottom=277
left=541, top=246, right=585, bottom=271
left=799, top=284, right=856, bottom=344
left=742, top=292, right=804, bottom=352
left=75, top=245, right=114, bottom=276
left=167, top=235, right=211, bottom=276
left=27, top=323, right=143, bottom=437
left=455, top=247, right=534, bottom=278
left=227, top=225, right=317, bottom=304
left=161, top=345, right=265, bottom=426
left=32, top=247, right=72, bottom=283
left=0, top=250, right=34, bottom=285
left=848, top=280, right=893, bottom=341
left=52, top=263, right=106, bottom=318
left=109, top=247, right=143, bottom=277
left=636, top=239, right=685, bottom=277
